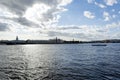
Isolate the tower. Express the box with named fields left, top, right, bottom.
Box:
left=56, top=37, right=57, bottom=43
left=16, top=36, right=18, bottom=41
left=73, top=38, right=74, bottom=42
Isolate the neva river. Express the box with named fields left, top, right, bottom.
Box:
left=0, top=43, right=120, bottom=80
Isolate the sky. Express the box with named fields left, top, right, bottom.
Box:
left=0, top=0, right=120, bottom=41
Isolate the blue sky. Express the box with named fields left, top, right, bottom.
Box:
left=59, top=0, right=120, bottom=26
left=0, top=0, right=120, bottom=41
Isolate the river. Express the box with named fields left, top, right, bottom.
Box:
left=0, top=43, right=120, bottom=80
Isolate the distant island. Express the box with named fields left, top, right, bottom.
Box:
left=0, top=36, right=120, bottom=45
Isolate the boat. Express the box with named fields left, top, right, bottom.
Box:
left=92, top=44, right=107, bottom=46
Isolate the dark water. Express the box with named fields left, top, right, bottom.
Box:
left=0, top=43, right=120, bottom=80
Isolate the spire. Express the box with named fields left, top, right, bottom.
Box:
left=16, top=36, right=18, bottom=41
left=56, top=37, right=57, bottom=43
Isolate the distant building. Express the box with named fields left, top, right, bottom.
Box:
left=49, top=37, right=64, bottom=43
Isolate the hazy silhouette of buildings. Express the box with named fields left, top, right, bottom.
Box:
left=0, top=36, right=120, bottom=45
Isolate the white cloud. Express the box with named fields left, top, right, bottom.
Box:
left=87, top=0, right=95, bottom=3
left=112, top=15, right=116, bottom=18
left=24, top=3, right=51, bottom=25
left=103, top=11, right=111, bottom=21
left=84, top=11, right=95, bottom=19
left=0, top=8, right=18, bottom=18
left=118, top=11, right=120, bottom=14
left=106, top=21, right=120, bottom=29
left=104, top=0, right=118, bottom=6
left=112, top=9, right=115, bottom=12
left=39, top=21, right=120, bottom=40
left=58, top=0, right=73, bottom=6
left=39, top=25, right=103, bottom=41
left=94, top=2, right=106, bottom=8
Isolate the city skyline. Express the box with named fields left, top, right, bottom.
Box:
left=0, top=0, right=120, bottom=41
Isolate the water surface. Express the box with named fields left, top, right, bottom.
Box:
left=0, top=43, right=120, bottom=80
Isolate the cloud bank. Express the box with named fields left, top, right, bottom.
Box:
left=0, top=0, right=120, bottom=40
